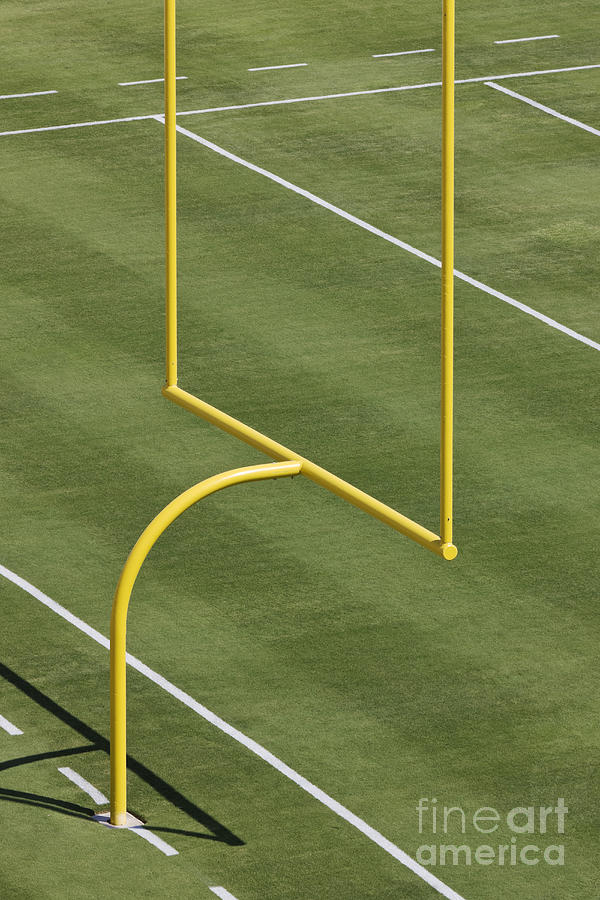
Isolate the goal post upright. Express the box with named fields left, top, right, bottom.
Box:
left=164, top=0, right=177, bottom=387
left=441, top=0, right=455, bottom=545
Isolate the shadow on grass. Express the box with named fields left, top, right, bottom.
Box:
left=0, top=787, right=93, bottom=819
left=0, top=743, right=99, bottom=772
left=0, top=661, right=244, bottom=845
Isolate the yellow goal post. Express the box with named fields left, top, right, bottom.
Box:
left=161, top=0, right=457, bottom=561
left=107, top=0, right=457, bottom=827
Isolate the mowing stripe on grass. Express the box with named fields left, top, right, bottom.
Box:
left=0, top=90, right=57, bottom=100
left=494, top=35, right=559, bottom=44
left=372, top=49, right=436, bottom=58
left=485, top=81, right=600, bottom=137
left=1, top=62, right=599, bottom=138
left=0, top=714, right=23, bottom=735
left=58, top=766, right=109, bottom=805
left=209, top=888, right=239, bottom=900
left=164, top=118, right=600, bottom=354
left=0, top=562, right=466, bottom=900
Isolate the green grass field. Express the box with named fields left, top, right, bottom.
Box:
left=1, top=2, right=599, bottom=898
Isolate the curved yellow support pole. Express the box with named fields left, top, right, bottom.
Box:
left=109, top=460, right=302, bottom=825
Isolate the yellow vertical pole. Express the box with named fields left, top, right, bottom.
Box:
left=109, top=592, right=128, bottom=825
left=440, top=0, right=455, bottom=545
left=164, top=0, right=177, bottom=387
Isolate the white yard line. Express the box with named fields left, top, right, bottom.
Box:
left=0, top=714, right=23, bottom=735
left=372, top=49, right=435, bottom=58
left=128, top=824, right=179, bottom=856
left=162, top=117, right=600, bottom=354
left=450, top=272, right=599, bottom=350
left=58, top=769, right=176, bottom=855
left=494, top=35, right=559, bottom=45
left=0, top=562, right=466, bottom=900
left=175, top=64, right=600, bottom=120
left=0, top=90, right=57, bottom=100
left=172, top=81, right=436, bottom=116
left=209, top=888, right=239, bottom=900
left=119, top=77, right=187, bottom=86
left=58, top=767, right=109, bottom=805
left=248, top=63, right=307, bottom=72
left=0, top=113, right=156, bottom=138
left=1, top=63, right=599, bottom=138
left=486, top=81, right=600, bottom=137
left=93, top=811, right=179, bottom=856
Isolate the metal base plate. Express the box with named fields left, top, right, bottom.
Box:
left=93, top=811, right=144, bottom=829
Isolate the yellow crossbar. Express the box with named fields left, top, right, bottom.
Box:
left=163, top=385, right=456, bottom=560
